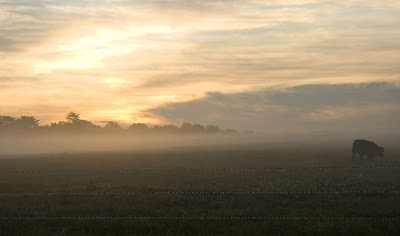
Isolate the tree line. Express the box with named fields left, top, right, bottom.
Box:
left=0, top=112, right=238, bottom=135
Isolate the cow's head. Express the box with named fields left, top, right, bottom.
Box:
left=378, top=147, right=384, bottom=157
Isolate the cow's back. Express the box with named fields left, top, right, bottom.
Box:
left=352, top=139, right=380, bottom=157
left=353, top=139, right=367, bottom=151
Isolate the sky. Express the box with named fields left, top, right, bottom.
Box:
left=1, top=0, right=400, bottom=133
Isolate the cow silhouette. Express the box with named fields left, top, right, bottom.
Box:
left=352, top=139, right=384, bottom=160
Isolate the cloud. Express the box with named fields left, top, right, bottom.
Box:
left=147, top=82, right=400, bottom=133
left=1, top=0, right=400, bottom=125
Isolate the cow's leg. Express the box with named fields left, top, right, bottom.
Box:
left=352, top=146, right=357, bottom=160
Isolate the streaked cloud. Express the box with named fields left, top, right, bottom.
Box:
left=148, top=82, right=400, bottom=133
left=0, top=0, right=399, bottom=128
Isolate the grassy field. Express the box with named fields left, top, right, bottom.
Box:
left=0, top=146, right=399, bottom=235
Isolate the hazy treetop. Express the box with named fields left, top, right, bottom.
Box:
left=0, top=112, right=239, bottom=135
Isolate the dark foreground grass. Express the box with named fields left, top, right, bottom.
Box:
left=0, top=147, right=399, bottom=235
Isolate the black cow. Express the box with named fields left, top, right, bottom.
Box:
left=352, top=139, right=384, bottom=159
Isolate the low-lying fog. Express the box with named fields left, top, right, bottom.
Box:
left=0, top=132, right=398, bottom=156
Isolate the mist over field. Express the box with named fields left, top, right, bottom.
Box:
left=0, top=134, right=246, bottom=156
left=0, top=131, right=398, bottom=156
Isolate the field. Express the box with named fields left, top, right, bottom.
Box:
left=0, top=146, right=399, bottom=235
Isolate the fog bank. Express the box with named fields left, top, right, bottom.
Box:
left=0, top=132, right=398, bottom=157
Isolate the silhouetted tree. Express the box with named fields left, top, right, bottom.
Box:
left=16, top=116, right=39, bottom=129
left=128, top=123, right=148, bottom=133
left=50, top=112, right=100, bottom=131
left=160, top=124, right=179, bottom=133
left=50, top=121, right=69, bottom=130
left=152, top=125, right=161, bottom=132
left=225, top=129, right=238, bottom=134
left=0, top=112, right=239, bottom=136
left=80, top=120, right=98, bottom=128
left=0, top=116, right=16, bottom=129
left=66, top=112, right=80, bottom=123
left=206, top=125, right=220, bottom=133
left=104, top=121, right=123, bottom=131
left=192, top=124, right=206, bottom=133
left=181, top=122, right=193, bottom=131
left=0, top=115, right=39, bottom=130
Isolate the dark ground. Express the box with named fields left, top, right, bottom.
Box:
left=0, top=146, right=399, bottom=235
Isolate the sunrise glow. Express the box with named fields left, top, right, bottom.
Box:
left=1, top=0, right=400, bottom=130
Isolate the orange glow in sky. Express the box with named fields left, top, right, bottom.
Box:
left=1, top=0, right=400, bottom=127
